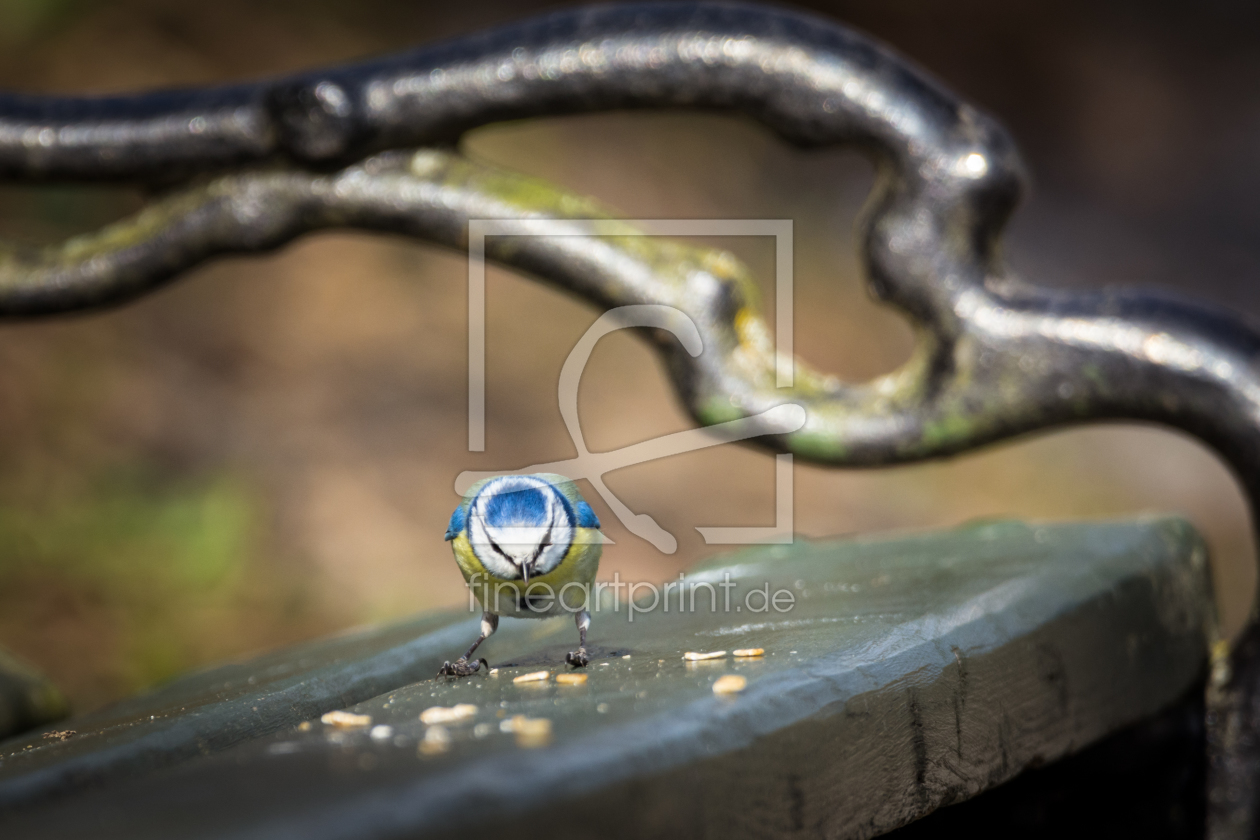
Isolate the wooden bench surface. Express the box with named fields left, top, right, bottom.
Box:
left=0, top=517, right=1214, bottom=839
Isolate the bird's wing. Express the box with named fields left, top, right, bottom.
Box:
left=446, top=476, right=496, bottom=540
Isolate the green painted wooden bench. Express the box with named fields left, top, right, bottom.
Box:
left=0, top=518, right=1214, bottom=838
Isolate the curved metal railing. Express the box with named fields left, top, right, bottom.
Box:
left=1, top=2, right=1256, bottom=835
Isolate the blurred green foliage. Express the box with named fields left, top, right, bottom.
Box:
left=0, top=475, right=251, bottom=593
left=0, top=0, right=88, bottom=46
left=0, top=645, right=68, bottom=737
left=0, top=474, right=250, bottom=700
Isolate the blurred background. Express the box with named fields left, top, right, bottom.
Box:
left=0, top=0, right=1257, bottom=714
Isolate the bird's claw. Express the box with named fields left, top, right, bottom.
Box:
left=565, top=647, right=590, bottom=668
left=436, top=657, right=488, bottom=678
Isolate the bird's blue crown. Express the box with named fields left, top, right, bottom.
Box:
left=445, top=474, right=599, bottom=582
left=446, top=475, right=598, bottom=540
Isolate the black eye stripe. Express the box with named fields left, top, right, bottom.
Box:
left=469, top=489, right=573, bottom=580
left=528, top=520, right=558, bottom=566
left=485, top=531, right=510, bottom=561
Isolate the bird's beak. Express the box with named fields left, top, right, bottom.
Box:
left=521, top=563, right=530, bottom=584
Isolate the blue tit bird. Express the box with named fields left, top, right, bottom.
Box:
left=438, top=473, right=603, bottom=677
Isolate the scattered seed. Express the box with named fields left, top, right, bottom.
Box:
left=420, top=704, right=478, bottom=725
left=622, top=655, right=631, bottom=660
left=713, top=675, right=747, bottom=695
left=733, top=648, right=765, bottom=658
left=555, top=673, right=588, bottom=686
left=321, top=710, right=372, bottom=729
left=516, top=721, right=552, bottom=748
left=419, top=725, right=451, bottom=755
left=500, top=715, right=552, bottom=748
left=370, top=725, right=394, bottom=741
left=473, top=722, right=495, bottom=738
left=513, top=670, right=550, bottom=684
left=297, top=721, right=314, bottom=732
left=488, top=669, right=500, bottom=676
left=684, top=651, right=727, bottom=661
left=596, top=703, right=610, bottom=713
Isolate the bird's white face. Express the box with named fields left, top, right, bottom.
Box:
left=467, top=476, right=575, bottom=581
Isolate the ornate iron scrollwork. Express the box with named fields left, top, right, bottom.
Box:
left=2, top=3, right=1257, bottom=834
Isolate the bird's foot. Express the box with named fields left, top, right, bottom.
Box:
left=436, top=657, right=488, bottom=678
left=565, top=647, right=590, bottom=668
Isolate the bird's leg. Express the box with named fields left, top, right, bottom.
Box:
left=437, top=612, right=498, bottom=677
left=565, top=609, right=591, bottom=668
